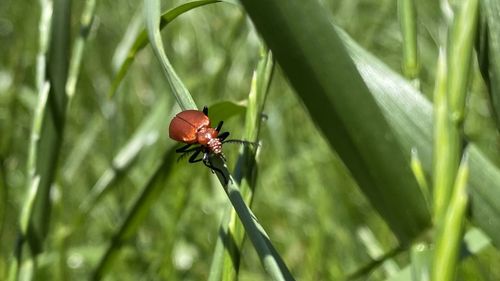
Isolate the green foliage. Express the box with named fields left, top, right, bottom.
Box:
left=1, top=0, right=500, bottom=280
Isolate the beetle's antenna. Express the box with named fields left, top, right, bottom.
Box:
left=222, top=139, right=259, bottom=147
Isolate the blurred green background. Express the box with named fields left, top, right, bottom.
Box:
left=1, top=0, right=500, bottom=280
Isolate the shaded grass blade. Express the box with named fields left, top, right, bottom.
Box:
left=341, top=28, right=500, bottom=248
left=477, top=0, right=500, bottom=128
left=92, top=148, right=178, bottom=280
left=109, top=0, right=220, bottom=98
left=26, top=0, right=71, bottom=254
left=239, top=0, right=430, bottom=244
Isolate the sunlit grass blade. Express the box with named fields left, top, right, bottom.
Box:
left=208, top=50, right=274, bottom=281
left=384, top=229, right=491, bottom=281
left=447, top=0, right=478, bottom=119
left=92, top=148, right=177, bottom=280
left=145, top=0, right=197, bottom=110
left=211, top=160, right=295, bottom=281
left=240, top=0, right=430, bottom=243
left=432, top=153, right=469, bottom=281
left=410, top=148, right=430, bottom=210
left=432, top=48, right=451, bottom=223
left=66, top=0, right=95, bottom=103
left=340, top=26, right=500, bottom=248
left=109, top=0, right=220, bottom=98
left=409, top=243, right=431, bottom=281
left=477, top=0, right=500, bottom=128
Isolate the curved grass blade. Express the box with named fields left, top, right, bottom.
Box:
left=109, top=0, right=220, bottom=98
left=239, top=0, right=430, bottom=244
left=92, top=148, right=177, bottom=280
left=145, top=0, right=196, bottom=110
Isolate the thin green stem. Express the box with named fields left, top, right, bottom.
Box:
left=398, top=0, right=419, bottom=81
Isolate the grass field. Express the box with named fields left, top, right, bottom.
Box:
left=1, top=0, right=500, bottom=280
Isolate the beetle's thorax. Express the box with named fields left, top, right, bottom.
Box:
left=196, top=127, right=221, bottom=153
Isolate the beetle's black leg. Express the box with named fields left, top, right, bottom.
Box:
left=217, top=131, right=230, bottom=141
left=203, top=157, right=228, bottom=184
left=176, top=143, right=193, bottom=153
left=188, top=149, right=204, bottom=163
left=215, top=121, right=224, bottom=132
left=202, top=106, right=208, bottom=116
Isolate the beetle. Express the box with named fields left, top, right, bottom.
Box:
left=169, top=106, right=250, bottom=181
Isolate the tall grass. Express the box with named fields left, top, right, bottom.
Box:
left=1, top=0, right=500, bottom=280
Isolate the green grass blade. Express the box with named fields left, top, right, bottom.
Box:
left=239, top=0, right=430, bottom=243
left=144, top=0, right=196, bottom=110
left=215, top=167, right=295, bottom=281
left=92, top=148, right=177, bottom=280
left=432, top=48, right=452, bottom=222
left=432, top=153, right=469, bottom=281
left=397, top=0, right=419, bottom=81
left=447, top=0, right=479, bottom=123
left=26, top=0, right=71, bottom=254
left=209, top=50, right=274, bottom=281
left=109, top=0, right=220, bottom=98
left=340, top=28, right=500, bottom=249
left=477, top=0, right=500, bottom=128
left=66, top=0, right=95, bottom=103
left=385, top=229, right=490, bottom=281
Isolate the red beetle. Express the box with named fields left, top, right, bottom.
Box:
left=169, top=106, right=249, bottom=180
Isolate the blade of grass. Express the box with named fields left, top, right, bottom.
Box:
left=239, top=0, right=430, bottom=244
left=340, top=26, right=500, bottom=248
left=65, top=0, right=95, bottom=103
left=92, top=148, right=178, bottom=281
left=145, top=0, right=196, bottom=110
left=211, top=154, right=295, bottom=281
left=432, top=48, right=450, bottom=223
left=109, top=0, right=220, bottom=98
left=397, top=0, right=419, bottom=82
left=431, top=153, right=469, bottom=281
left=477, top=0, right=500, bottom=129
left=209, top=50, right=274, bottom=281
left=23, top=0, right=71, bottom=257
left=384, top=229, right=490, bottom=281
left=434, top=0, right=478, bottom=224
